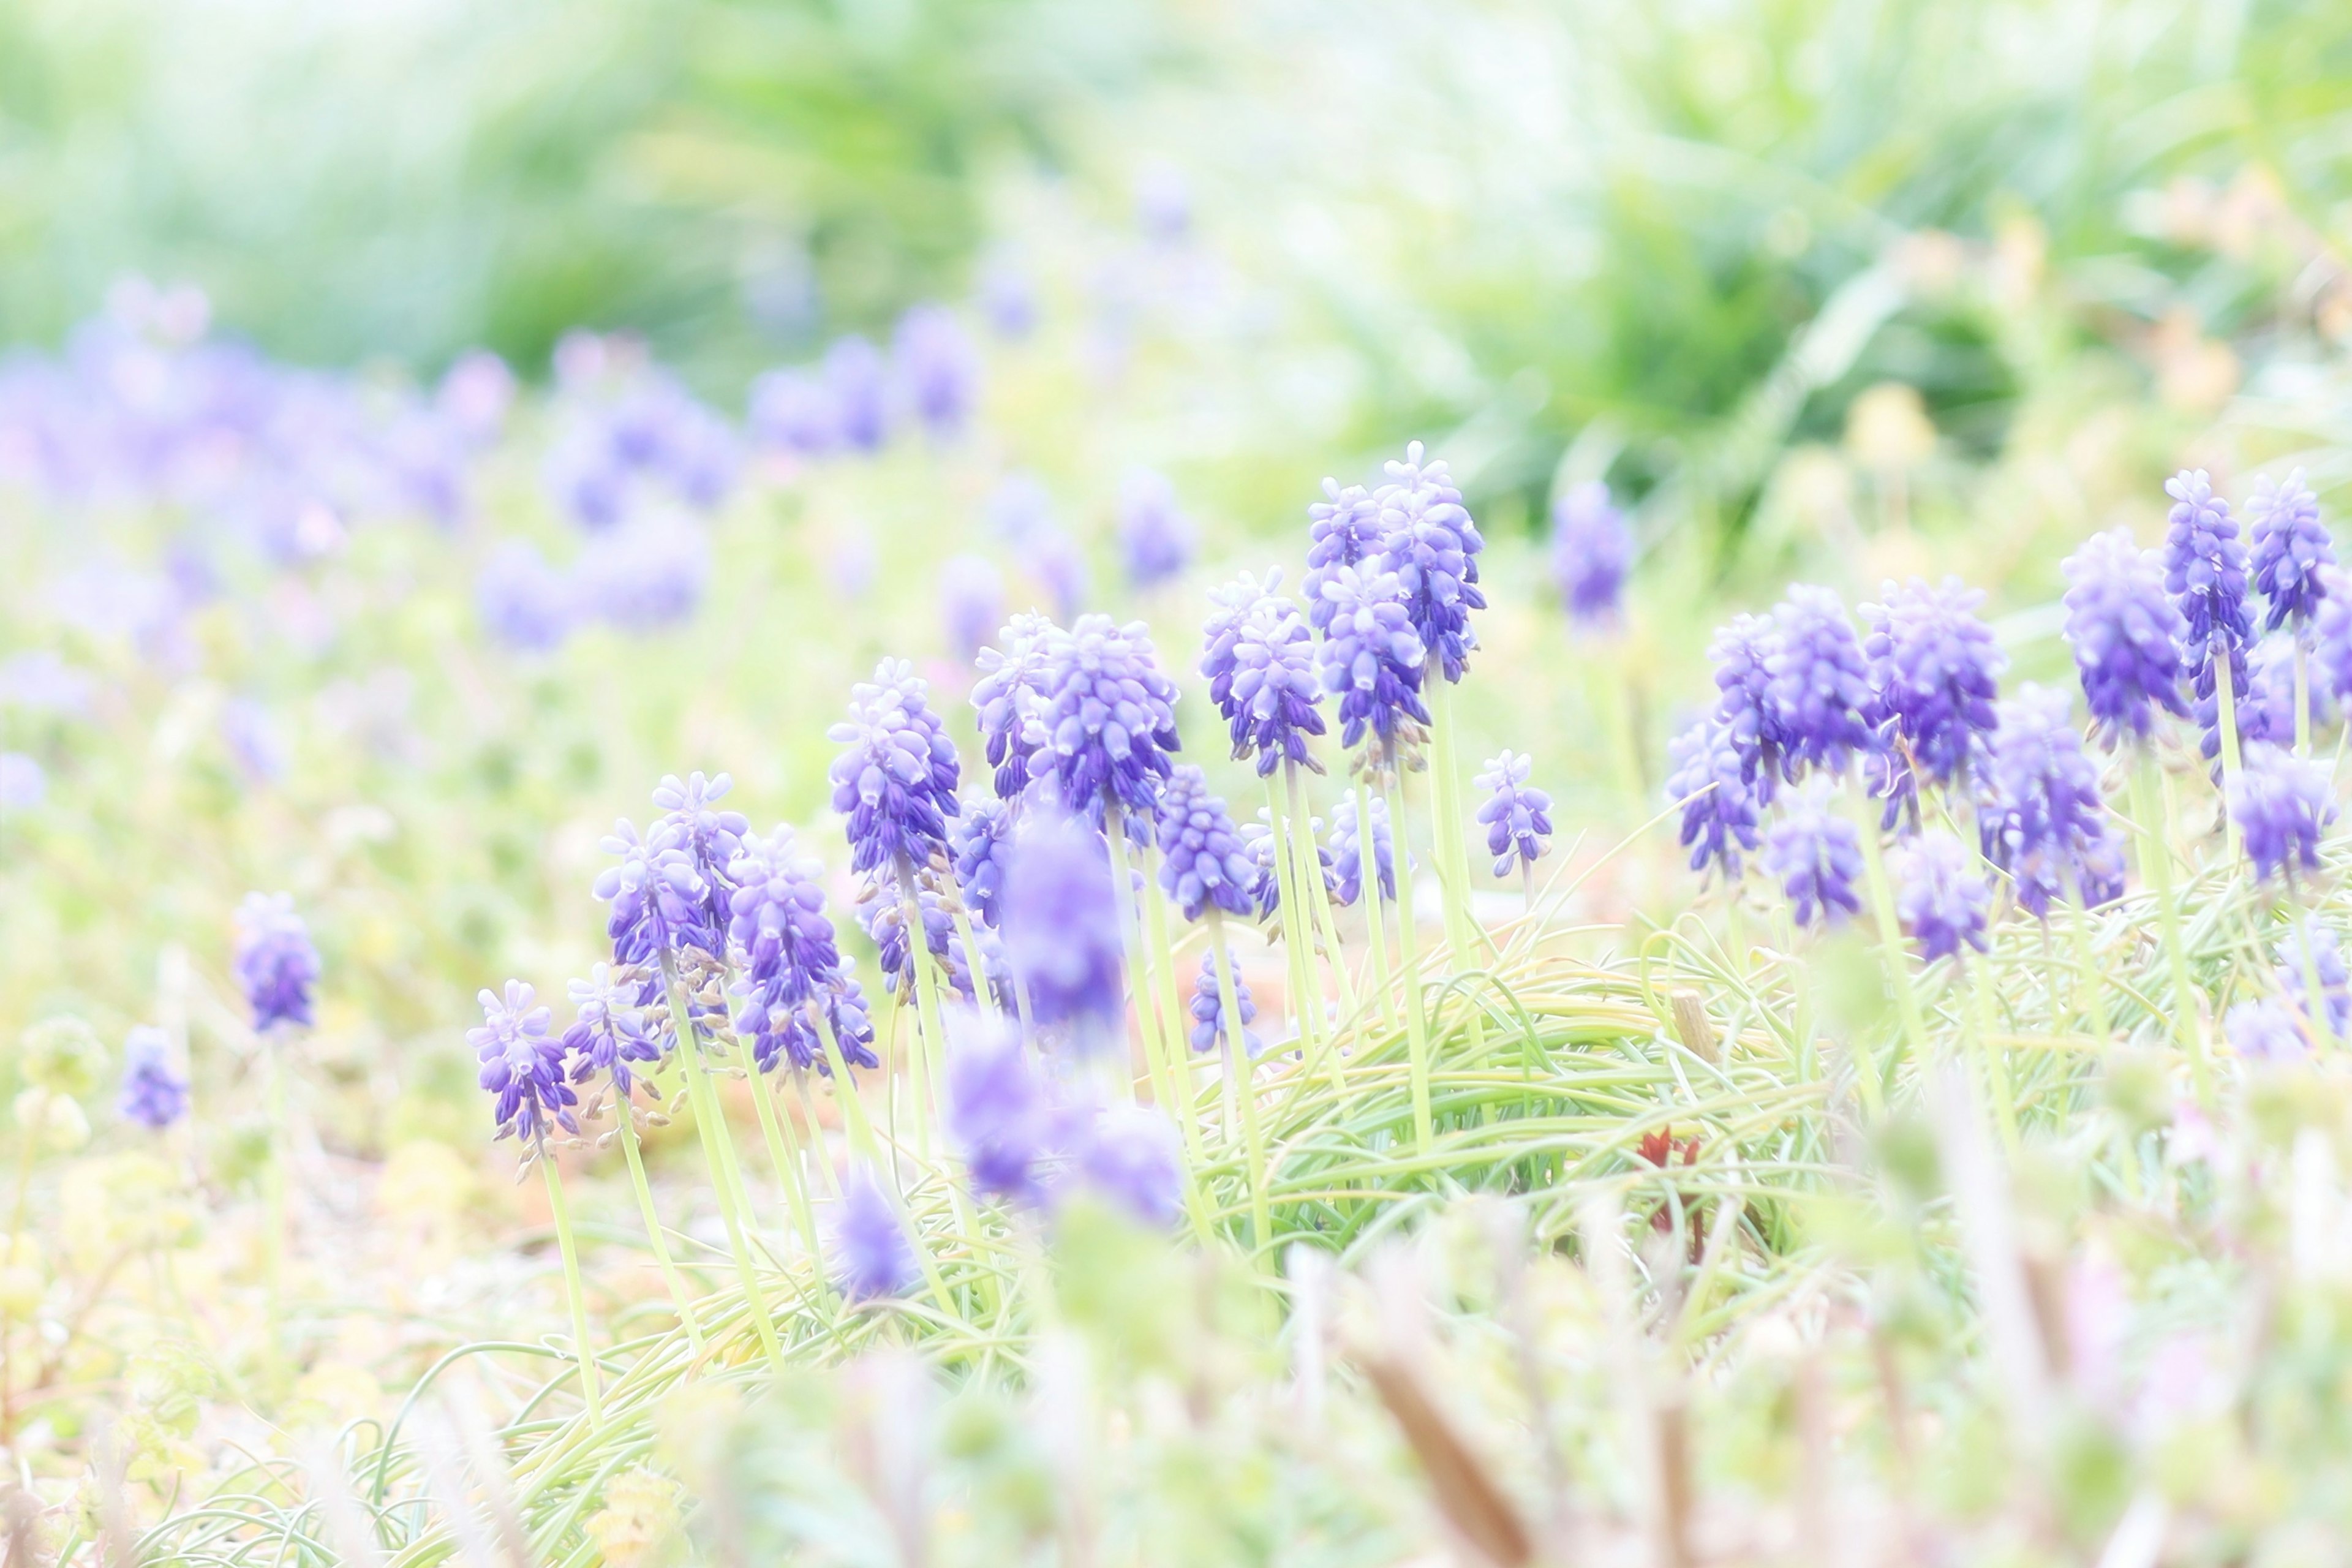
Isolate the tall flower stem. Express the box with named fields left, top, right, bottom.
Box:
left=2064, top=889, right=2112, bottom=1046
left=2131, top=754, right=2213, bottom=1106
left=263, top=1033, right=288, bottom=1382
left=2216, top=651, right=2247, bottom=781
left=790, top=1071, right=842, bottom=1199
left=747, top=1069, right=823, bottom=1268
left=1844, top=777, right=1916, bottom=1117
left=2293, top=903, right=2338, bottom=1047
left=895, top=864, right=956, bottom=1146
left=1136, top=860, right=1207, bottom=1169
left=1381, top=768, right=1436, bottom=1153
left=1964, top=961, right=2018, bottom=1151
left=658, top=950, right=783, bottom=1370
left=1351, top=775, right=1400, bottom=1030
left=539, top=1156, right=605, bottom=1432
left=1102, top=811, right=1163, bottom=1101
left=812, top=1013, right=882, bottom=1167
left=1207, top=911, right=1272, bottom=1251
left=949, top=904, right=998, bottom=1020
left=1425, top=682, right=1491, bottom=1067
left=1264, top=780, right=1328, bottom=1077
left=1287, top=762, right=1360, bottom=1022
left=616, top=1111, right=703, bottom=1354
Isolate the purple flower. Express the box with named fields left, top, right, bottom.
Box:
left=1302, top=478, right=1386, bottom=635
left=1329, top=792, right=1396, bottom=907
left=477, top=540, right=574, bottom=652
left=860, top=877, right=980, bottom=1004
left=727, top=826, right=877, bottom=1074
left=1001, top=813, right=1126, bottom=1047
left=747, top=368, right=839, bottom=457
left=1708, top=613, right=1789, bottom=802
left=1117, top=469, right=1194, bottom=589
left=561, top=963, right=666, bottom=1103
left=573, top=516, right=710, bottom=633
left=1666, top=714, right=1760, bottom=878
left=234, top=892, right=320, bottom=1031
left=1863, top=577, right=2004, bottom=802
left=945, top=1014, right=1054, bottom=1205
left=2165, top=470, right=2255, bottom=773
left=973, top=611, right=1060, bottom=801
left=1189, top=950, right=1261, bottom=1056
left=1202, top=572, right=1325, bottom=778
left=833, top=1169, right=917, bottom=1301
left=1550, top=481, right=1630, bottom=624
left=1316, top=564, right=1431, bottom=762
left=824, top=336, right=891, bottom=451
left=979, top=256, right=1037, bottom=339
left=2228, top=743, right=2335, bottom=885
left=2061, top=527, right=2190, bottom=748
left=118, top=1027, right=189, bottom=1130
left=1153, top=765, right=1256, bottom=921
left=2248, top=469, right=2334, bottom=632
left=950, top=797, right=1014, bottom=928
left=469, top=981, right=579, bottom=1150
left=1767, top=585, right=1876, bottom=781
left=1474, top=750, right=1552, bottom=878
left=2239, top=633, right=2329, bottom=745
left=654, top=771, right=748, bottom=928
left=1893, top=830, right=1990, bottom=962
left=1980, top=684, right=2116, bottom=918
left=940, top=556, right=1006, bottom=662
left=1762, top=788, right=1863, bottom=929
left=1373, top=442, right=1485, bottom=683
left=1036, top=614, right=1182, bottom=824
left=986, top=470, right=1055, bottom=545
left=595, top=820, right=723, bottom=963
left=829, top=659, right=962, bottom=876
left=892, top=304, right=981, bottom=441
left=1069, top=1106, right=1183, bottom=1227
left=1240, top=812, right=1335, bottom=919
left=2314, top=570, right=2352, bottom=711
left=2226, top=999, right=2309, bottom=1065
left=2277, top=924, right=2350, bottom=1039
left=1033, top=530, right=1090, bottom=625
left=0, top=753, right=43, bottom=812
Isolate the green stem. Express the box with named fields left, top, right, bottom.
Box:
left=539, top=1158, right=605, bottom=1431
left=896, top=872, right=948, bottom=1158
left=1137, top=856, right=1210, bottom=1177
left=2294, top=904, right=2338, bottom=1049
left=1352, top=775, right=1400, bottom=1030
left=1382, top=769, right=1436, bottom=1153
left=1289, top=762, right=1360, bottom=1023
left=2133, top=755, right=2212, bottom=1106
left=616, top=1111, right=703, bottom=1354
left=1965, top=960, right=2018, bottom=1150
left=1264, top=778, right=1327, bottom=1077
left=813, top=1011, right=883, bottom=1167
left=658, top=950, right=784, bottom=1370
left=1426, top=681, right=1491, bottom=1069
left=790, top=1071, right=842, bottom=1199
left=264, top=1033, right=288, bottom=1384
left=747, top=1067, right=823, bottom=1269
left=1101, top=812, right=1159, bottom=1099
left=1845, top=781, right=1913, bottom=1118
left=2064, top=888, right=2111, bottom=1047
left=1207, top=912, right=1271, bottom=1251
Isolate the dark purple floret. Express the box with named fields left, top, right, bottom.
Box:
left=1117, top=469, right=1194, bottom=589
left=1001, top=813, right=1126, bottom=1048
left=1068, top=1107, right=1183, bottom=1227
left=1979, top=684, right=2114, bottom=919
left=1302, top=478, right=1386, bottom=634
left=1153, top=765, right=1256, bottom=922
left=2060, top=527, right=2190, bottom=748
left=1893, top=830, right=1990, bottom=962
left=234, top=891, right=321, bottom=1032
left=477, top=540, right=574, bottom=652
left=1373, top=442, right=1485, bottom=684
left=1550, top=480, right=1630, bottom=624
left=1474, top=750, right=1552, bottom=877
left=2226, top=999, right=2309, bottom=1064
left=1762, top=788, right=1862, bottom=929
left=829, top=658, right=963, bottom=876
left=2228, top=743, right=2336, bottom=885
left=2248, top=469, right=2334, bottom=632
left=2277, top=924, right=2351, bottom=1039
left=1767, top=585, right=1876, bottom=781
left=1189, top=949, right=1261, bottom=1056
left=946, top=1014, right=1054, bottom=1205
left=1863, top=577, right=2004, bottom=799
left=1036, top=614, right=1182, bottom=824
left=118, top=1027, right=189, bottom=1130
left=1329, top=792, right=1396, bottom=907
left=1708, top=613, right=1788, bottom=803
left=595, top=820, right=723, bottom=963
left=469, top=981, right=579, bottom=1150
left=1316, top=564, right=1431, bottom=762
left=950, top=797, right=1014, bottom=928
left=973, top=612, right=1060, bottom=801
left=1666, top=715, right=1760, bottom=879
left=892, top=304, right=981, bottom=441
left=834, top=1169, right=917, bottom=1300
left=1201, top=572, right=1325, bottom=778
left=562, top=963, right=665, bottom=1102
left=824, top=335, right=892, bottom=452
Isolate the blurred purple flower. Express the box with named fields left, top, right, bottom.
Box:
left=1892, top=829, right=1990, bottom=961
left=2062, top=527, right=2189, bottom=749
left=893, top=304, right=981, bottom=441
left=940, top=555, right=1006, bottom=663
left=1189, top=949, right=1260, bottom=1057
left=1002, top=812, right=1125, bottom=1048
left=825, top=336, right=892, bottom=452
left=562, top=963, right=665, bottom=1102
left=2228, top=743, right=2335, bottom=885
left=1069, top=1105, right=1183, bottom=1227
left=235, top=891, right=320, bottom=1031
left=0, top=752, right=43, bottom=811
left=748, top=368, right=839, bottom=458
left=1762, top=788, right=1861, bottom=929
left=118, top=1027, right=189, bottom=1130
left=1980, top=685, right=2115, bottom=918
left=1666, top=714, right=1758, bottom=879
left=1767, top=584, right=1876, bottom=781
left=1863, top=576, right=2003, bottom=805
left=945, top=1013, right=1054, bottom=1205
left=1550, top=480, right=1630, bottom=624
left=2226, top=999, right=2308, bottom=1064
left=1117, top=469, right=1194, bottom=589
left=834, top=1168, right=918, bottom=1300
left=2277, top=922, right=2350, bottom=1040
left=476, top=539, right=575, bottom=652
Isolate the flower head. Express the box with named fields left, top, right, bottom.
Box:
left=2248, top=469, right=2334, bottom=632
left=595, top=820, right=723, bottom=963
left=1980, top=685, right=2115, bottom=918
left=469, top=981, right=578, bottom=1150
left=2166, top=470, right=2254, bottom=655
left=2242, top=632, right=2331, bottom=745
left=2062, top=527, right=2190, bottom=748
left=1001, top=812, right=1126, bottom=1049
left=945, top=1014, right=1054, bottom=1205
left=477, top=540, right=574, bottom=652
left=1762, top=788, right=1862, bottom=929
left=2226, top=999, right=2309, bottom=1065
left=1189, top=950, right=1261, bottom=1057
left=1240, top=811, right=1335, bottom=919
left=2313, top=571, right=2352, bottom=712
left=1863, top=577, right=2004, bottom=799
left=1666, top=714, right=1760, bottom=878
left=562, top=963, right=665, bottom=1102
left=973, top=612, right=1060, bottom=801
left=1708, top=613, right=1789, bottom=801
left=2229, top=744, right=2335, bottom=885
left=1117, top=469, right=1194, bottom=589
left=1202, top=573, right=1325, bottom=777
left=940, top=556, right=1006, bottom=662
left=1474, top=750, right=1553, bottom=878
left=1302, top=479, right=1387, bottom=633
left=1316, top=564, right=1430, bottom=764
left=824, top=335, right=891, bottom=452
left=949, top=797, right=1014, bottom=928
left=1550, top=480, right=1630, bottom=624
left=1329, top=791, right=1396, bottom=907
left=892, top=303, right=980, bottom=442
left=726, top=826, right=865, bottom=1073
left=829, top=659, right=962, bottom=876
left=2277, top=923, right=2350, bottom=1041
left=1373, top=442, right=1485, bottom=683
left=654, top=771, right=748, bottom=927
left=859, top=878, right=981, bottom=1005
left=1036, top=614, right=1182, bottom=823
left=1767, top=585, right=1876, bottom=780
left=1069, top=1106, right=1183, bottom=1227
left=234, top=892, right=321, bottom=1032
left=833, top=1169, right=918, bottom=1301
left=1893, top=830, right=1991, bottom=962
left=747, top=367, right=839, bottom=457
left=1153, top=766, right=1256, bottom=921
left=118, top=1027, right=189, bottom=1130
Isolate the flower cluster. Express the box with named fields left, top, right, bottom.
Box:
left=1893, top=830, right=1990, bottom=961
left=1035, top=615, right=1183, bottom=823
left=1474, top=750, right=1553, bottom=878
left=2163, top=470, right=2255, bottom=773
left=1117, top=469, right=1194, bottom=589
left=1189, top=952, right=1261, bottom=1057
left=973, top=612, right=1060, bottom=801
left=950, top=798, right=1014, bottom=927
left=233, top=892, right=321, bottom=1032
left=728, top=827, right=880, bottom=1075
left=1766, top=586, right=1876, bottom=781
left=2229, top=744, right=2335, bottom=885
left=470, top=981, right=579, bottom=1152
left=595, top=820, right=723, bottom=965
left=1708, top=612, right=1790, bottom=801
left=1550, top=480, right=1630, bottom=625
left=1667, top=715, right=1760, bottom=878
left=1202, top=573, right=1325, bottom=777
left=1316, top=564, right=1430, bottom=763
left=944, top=1015, right=1180, bottom=1226
left=829, top=660, right=962, bottom=876
left=1329, top=793, right=1396, bottom=907
left=1001, top=812, right=1127, bottom=1048
left=1980, top=685, right=2119, bottom=917
left=1762, top=788, right=1861, bottom=929
left=1863, top=577, right=2003, bottom=801
left=560, top=964, right=666, bottom=1102
left=1373, top=442, right=1485, bottom=682
left=2277, top=923, right=2350, bottom=1041
left=1302, top=479, right=1386, bottom=633
left=118, top=1027, right=189, bottom=1131
left=2060, top=528, right=2188, bottom=748
left=2248, top=469, right=2334, bottom=631
left=1154, top=766, right=1256, bottom=921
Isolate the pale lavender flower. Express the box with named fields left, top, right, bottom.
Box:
left=1980, top=685, right=2114, bottom=919
left=2247, top=469, right=2334, bottom=631
left=1893, top=829, right=1990, bottom=961
left=562, top=963, right=665, bottom=1102
left=1069, top=1106, right=1183, bottom=1227
left=1474, top=750, right=1552, bottom=878
left=834, top=1169, right=918, bottom=1300
left=940, top=555, right=1006, bottom=662
left=2226, top=999, right=2309, bottom=1065
left=892, top=303, right=981, bottom=440
left=469, top=981, right=578, bottom=1150
left=950, top=797, right=1014, bottom=927
left=1188, top=950, right=1260, bottom=1055
left=748, top=368, right=839, bottom=457
left=118, top=1027, right=189, bottom=1129
left=1708, top=612, right=1788, bottom=801
left=477, top=539, right=575, bottom=652
left=2164, top=470, right=2255, bottom=774
left=1666, top=714, right=1759, bottom=878
left=2277, top=924, right=2350, bottom=1039
left=1762, top=788, right=1862, bottom=929
left=1002, top=812, right=1126, bottom=1047
left=1302, top=478, right=1386, bottom=634
left=235, top=892, right=320, bottom=1031
left=829, top=659, right=962, bottom=876
left=1863, top=577, right=2005, bottom=802
left=1373, top=442, right=1485, bottom=683
left=1550, top=480, right=1630, bottom=624
left=1767, top=584, right=1876, bottom=781
left=946, top=1013, right=1053, bottom=1205
left=1035, top=614, right=1181, bottom=823
left=1316, top=564, right=1430, bottom=763
left=595, top=820, right=722, bottom=963
left=825, top=336, right=891, bottom=451
left=973, top=611, right=1060, bottom=800
left=1328, top=792, right=1395, bottom=907
left=1154, top=766, right=1256, bottom=921
left=1117, top=469, right=1194, bottom=589
left=1202, top=572, right=1325, bottom=778
left=2228, top=743, right=2336, bottom=884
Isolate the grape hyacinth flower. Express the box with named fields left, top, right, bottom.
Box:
left=1117, top=469, right=1194, bottom=589
left=747, top=367, right=839, bottom=457
left=824, top=335, right=892, bottom=452
left=2277, top=924, right=2351, bottom=1040
left=1242, top=812, right=1335, bottom=918
left=234, top=892, right=321, bottom=1032
left=2163, top=470, right=2255, bottom=771
left=469, top=981, right=579, bottom=1152
left=1036, top=614, right=1182, bottom=823
left=562, top=964, right=665, bottom=1103
left=1154, top=766, right=1257, bottom=921
left=1316, top=564, right=1430, bottom=763
left=1550, top=480, right=1631, bottom=625
left=1202, top=572, right=1325, bottom=777
left=833, top=1169, right=918, bottom=1302
left=1328, top=792, right=1396, bottom=908
left=2226, top=999, right=2309, bottom=1065
left=654, top=771, right=748, bottom=927
left=1763, top=788, right=1863, bottom=929
left=1001, top=812, right=1126, bottom=1047
left=939, top=556, right=1006, bottom=662
left=1189, top=950, right=1261, bottom=1057
left=1069, top=1106, right=1183, bottom=1228
left=1768, top=585, right=1877, bottom=782
left=118, top=1027, right=189, bottom=1130
left=2247, top=469, right=2334, bottom=632
left=1033, top=530, right=1090, bottom=627
left=1980, top=685, right=2115, bottom=918
left=860, top=881, right=978, bottom=1004
left=1373, top=442, right=1485, bottom=683
left=1864, top=576, right=2004, bottom=799
left=476, top=540, right=575, bottom=652
left=2241, top=633, right=2318, bottom=745
left=2228, top=744, right=2336, bottom=885
left=1474, top=751, right=1553, bottom=878
left=2060, top=528, right=2190, bottom=749
left=1302, top=479, right=1385, bottom=633
left=726, top=826, right=879, bottom=1073
left=1666, top=714, right=1761, bottom=878
left=595, top=821, right=723, bottom=964
left=1708, top=613, right=1789, bottom=802
left=892, top=303, right=981, bottom=442
left=950, top=798, right=1014, bottom=927
left=829, top=659, right=962, bottom=876
left=945, top=1014, right=1054, bottom=1205
left=1892, top=830, right=1991, bottom=962
left=973, top=612, right=1060, bottom=801
left=2313, top=572, right=2352, bottom=709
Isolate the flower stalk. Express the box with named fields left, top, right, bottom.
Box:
left=539, top=1156, right=605, bottom=1431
